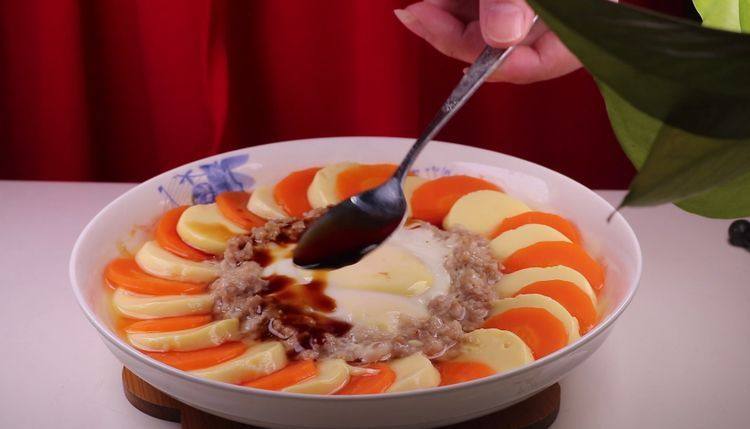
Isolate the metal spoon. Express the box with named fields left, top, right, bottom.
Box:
left=294, top=19, right=542, bottom=269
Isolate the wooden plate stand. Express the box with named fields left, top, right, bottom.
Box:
left=122, top=368, right=560, bottom=429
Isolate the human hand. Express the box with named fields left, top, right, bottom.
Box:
left=394, top=0, right=582, bottom=84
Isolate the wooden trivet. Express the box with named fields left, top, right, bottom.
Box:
left=123, top=367, right=560, bottom=429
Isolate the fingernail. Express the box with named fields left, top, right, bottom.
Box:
left=483, top=3, right=524, bottom=44
left=394, top=9, right=429, bottom=39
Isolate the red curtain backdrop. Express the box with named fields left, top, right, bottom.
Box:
left=0, top=0, right=688, bottom=188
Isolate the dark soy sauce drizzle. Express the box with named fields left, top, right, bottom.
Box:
left=302, top=280, right=336, bottom=312
left=250, top=227, right=351, bottom=354
left=263, top=275, right=294, bottom=294
left=273, top=303, right=351, bottom=352
left=259, top=273, right=351, bottom=353
left=252, top=248, right=272, bottom=267
left=261, top=275, right=337, bottom=313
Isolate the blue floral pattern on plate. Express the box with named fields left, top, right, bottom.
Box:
left=158, top=154, right=255, bottom=207
left=410, top=165, right=452, bottom=179
left=157, top=155, right=453, bottom=207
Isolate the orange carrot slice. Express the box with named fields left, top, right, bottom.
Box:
left=146, top=342, right=248, bottom=371
left=216, top=191, right=266, bottom=230
left=410, top=175, right=502, bottom=225
left=104, top=258, right=207, bottom=296
left=155, top=206, right=213, bottom=261
left=273, top=167, right=321, bottom=217
left=335, top=363, right=396, bottom=395
left=515, top=280, right=597, bottom=334
left=493, top=212, right=581, bottom=243
left=336, top=164, right=398, bottom=200
left=483, top=308, right=568, bottom=359
left=502, top=242, right=605, bottom=291
left=436, top=361, right=495, bottom=386
left=243, top=360, right=318, bottom=390
left=124, top=315, right=213, bottom=334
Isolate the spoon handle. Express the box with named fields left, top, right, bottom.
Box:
left=393, top=17, right=542, bottom=181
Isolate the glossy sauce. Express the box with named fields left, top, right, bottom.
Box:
left=262, top=274, right=337, bottom=312
left=273, top=302, right=352, bottom=352
left=260, top=273, right=351, bottom=353
left=253, top=247, right=272, bottom=267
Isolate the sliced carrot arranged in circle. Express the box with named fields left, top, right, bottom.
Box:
left=146, top=342, right=248, bottom=371
left=155, top=206, right=213, bottom=261
left=336, top=164, right=398, bottom=200
left=216, top=191, right=266, bottom=229
left=493, top=211, right=581, bottom=243
left=436, top=361, right=495, bottom=386
left=335, top=363, right=396, bottom=395
left=502, top=242, right=605, bottom=291
left=273, top=167, right=321, bottom=217
left=124, top=315, right=213, bottom=334
left=515, top=280, right=597, bottom=334
left=243, top=360, right=318, bottom=390
left=410, top=175, right=502, bottom=225
left=484, top=308, right=568, bottom=359
left=104, top=258, right=207, bottom=296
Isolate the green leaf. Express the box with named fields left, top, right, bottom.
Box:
left=528, top=0, right=750, bottom=217
left=622, top=126, right=750, bottom=207
left=601, top=83, right=750, bottom=218
left=694, top=0, right=743, bottom=31
left=598, top=83, right=657, bottom=167
left=527, top=0, right=750, bottom=139
left=742, top=1, right=750, bottom=31
left=599, top=6, right=750, bottom=218
left=676, top=172, right=750, bottom=218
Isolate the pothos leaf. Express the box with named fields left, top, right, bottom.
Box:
left=601, top=83, right=750, bottom=218
left=623, top=126, right=750, bottom=207
left=676, top=172, right=750, bottom=218
left=742, top=1, right=750, bottom=31
left=528, top=0, right=750, bottom=218
left=527, top=0, right=750, bottom=138
left=693, top=0, right=744, bottom=32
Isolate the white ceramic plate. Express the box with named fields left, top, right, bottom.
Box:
left=70, top=137, right=641, bottom=429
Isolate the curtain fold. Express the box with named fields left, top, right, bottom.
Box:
left=0, top=0, right=688, bottom=187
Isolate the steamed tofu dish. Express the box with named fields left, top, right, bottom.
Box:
left=104, top=163, right=606, bottom=395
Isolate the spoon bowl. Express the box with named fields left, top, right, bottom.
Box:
left=293, top=177, right=406, bottom=268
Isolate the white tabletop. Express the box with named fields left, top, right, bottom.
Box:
left=1, top=181, right=748, bottom=429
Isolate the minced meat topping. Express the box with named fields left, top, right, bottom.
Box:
left=209, top=210, right=499, bottom=362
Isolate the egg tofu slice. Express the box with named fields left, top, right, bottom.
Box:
left=495, top=265, right=597, bottom=306
left=490, top=294, right=581, bottom=344
left=451, top=328, right=533, bottom=373
left=190, top=341, right=288, bottom=384
left=326, top=288, right=429, bottom=334
left=307, top=162, right=356, bottom=209
left=386, top=353, right=441, bottom=393
left=247, top=186, right=288, bottom=220
left=112, top=288, right=214, bottom=319
left=176, top=203, right=249, bottom=255
left=282, top=359, right=350, bottom=394
left=128, top=318, right=240, bottom=352
left=443, top=190, right=530, bottom=237
left=327, top=244, right=435, bottom=297
left=490, top=224, right=572, bottom=261
left=135, top=241, right=219, bottom=283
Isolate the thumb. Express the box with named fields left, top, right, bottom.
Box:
left=479, top=0, right=534, bottom=47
